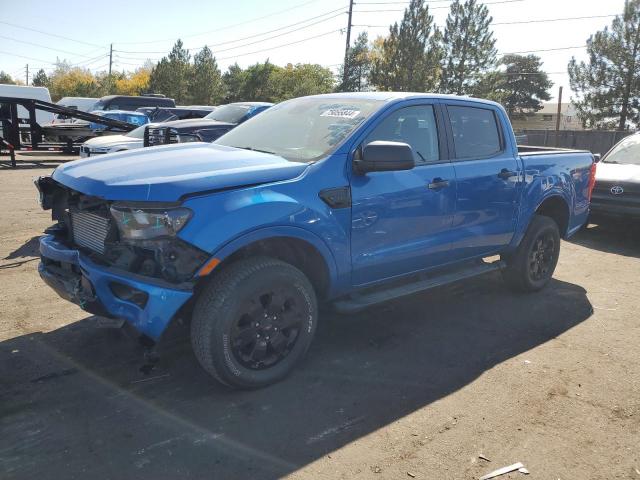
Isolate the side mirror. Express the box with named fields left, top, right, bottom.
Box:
left=355, top=141, right=415, bottom=174
left=593, top=153, right=602, bottom=163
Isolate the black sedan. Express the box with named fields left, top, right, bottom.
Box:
left=143, top=102, right=272, bottom=147
left=590, top=133, right=640, bottom=221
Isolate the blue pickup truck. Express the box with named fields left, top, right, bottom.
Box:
left=36, top=93, right=596, bottom=388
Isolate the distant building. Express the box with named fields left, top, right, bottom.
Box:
left=510, top=103, right=584, bottom=131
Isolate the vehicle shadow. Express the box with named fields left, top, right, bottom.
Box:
left=0, top=273, right=592, bottom=480
left=569, top=220, right=640, bottom=258
left=4, top=236, right=40, bottom=260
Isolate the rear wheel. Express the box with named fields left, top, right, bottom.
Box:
left=191, top=256, right=317, bottom=389
left=502, top=215, right=560, bottom=292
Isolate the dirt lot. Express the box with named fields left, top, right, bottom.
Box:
left=1, top=162, right=639, bottom=480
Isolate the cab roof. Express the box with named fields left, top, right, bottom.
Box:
left=302, top=91, right=503, bottom=109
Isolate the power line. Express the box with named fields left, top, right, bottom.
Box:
left=217, top=28, right=344, bottom=61
left=0, top=34, right=104, bottom=59
left=353, top=13, right=618, bottom=29
left=499, top=45, right=586, bottom=56
left=0, top=50, right=57, bottom=65
left=114, top=0, right=329, bottom=45
left=0, top=21, right=104, bottom=48
left=493, top=14, right=617, bottom=25
left=354, top=0, right=524, bottom=12
left=115, top=9, right=348, bottom=59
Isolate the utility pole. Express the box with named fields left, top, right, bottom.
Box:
left=25, top=64, right=29, bottom=86
left=341, top=0, right=354, bottom=89
left=554, top=85, right=563, bottom=147
left=108, top=43, right=113, bottom=77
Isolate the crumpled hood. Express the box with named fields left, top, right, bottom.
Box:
left=53, top=143, right=308, bottom=201
left=595, top=162, right=640, bottom=184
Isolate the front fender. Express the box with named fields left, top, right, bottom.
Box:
left=177, top=167, right=352, bottom=296
left=206, top=225, right=342, bottom=296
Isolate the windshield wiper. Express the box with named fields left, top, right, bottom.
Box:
left=234, top=146, right=277, bottom=155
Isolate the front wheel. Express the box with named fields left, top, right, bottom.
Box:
left=191, top=256, right=318, bottom=389
left=501, top=214, right=561, bottom=292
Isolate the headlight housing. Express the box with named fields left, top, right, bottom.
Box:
left=110, top=204, right=192, bottom=240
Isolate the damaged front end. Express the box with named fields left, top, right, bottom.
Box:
left=35, top=176, right=208, bottom=339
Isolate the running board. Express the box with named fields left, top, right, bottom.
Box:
left=333, top=260, right=506, bottom=313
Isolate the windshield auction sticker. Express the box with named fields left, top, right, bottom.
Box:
left=321, top=109, right=361, bottom=119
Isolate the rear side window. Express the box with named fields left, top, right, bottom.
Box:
left=448, top=106, right=502, bottom=159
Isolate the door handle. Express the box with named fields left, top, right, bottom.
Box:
left=427, top=178, right=450, bottom=190
left=498, top=168, right=517, bottom=180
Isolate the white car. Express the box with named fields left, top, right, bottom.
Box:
left=79, top=124, right=152, bottom=158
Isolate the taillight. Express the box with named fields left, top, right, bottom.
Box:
left=587, top=160, right=597, bottom=201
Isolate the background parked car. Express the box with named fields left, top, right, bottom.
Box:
left=0, top=84, right=54, bottom=126
left=88, top=110, right=149, bottom=131
left=79, top=123, right=156, bottom=157
left=92, top=94, right=175, bottom=112
left=50, top=97, right=98, bottom=125
left=144, top=101, right=272, bottom=146
left=136, top=106, right=216, bottom=123
left=590, top=132, right=640, bottom=221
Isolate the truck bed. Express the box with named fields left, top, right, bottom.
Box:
left=518, top=145, right=590, bottom=156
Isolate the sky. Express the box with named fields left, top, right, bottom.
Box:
left=0, top=0, right=628, bottom=101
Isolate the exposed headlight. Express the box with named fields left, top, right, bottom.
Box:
left=110, top=204, right=192, bottom=240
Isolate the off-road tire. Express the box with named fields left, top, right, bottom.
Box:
left=191, top=256, right=318, bottom=389
left=501, top=214, right=561, bottom=293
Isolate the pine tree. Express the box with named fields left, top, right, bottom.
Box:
left=338, top=32, right=373, bottom=92
left=440, top=0, right=497, bottom=95
left=32, top=69, right=49, bottom=88
left=0, top=71, right=17, bottom=84
left=190, top=46, right=223, bottom=105
left=568, top=0, right=640, bottom=130
left=370, top=0, right=441, bottom=91
left=222, top=63, right=246, bottom=103
left=148, top=39, right=192, bottom=103
left=476, top=55, right=552, bottom=118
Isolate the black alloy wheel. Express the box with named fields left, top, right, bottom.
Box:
left=231, top=287, right=304, bottom=370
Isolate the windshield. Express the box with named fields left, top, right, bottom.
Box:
left=603, top=134, right=640, bottom=165
left=215, top=97, right=385, bottom=162
left=125, top=125, right=148, bottom=139
left=205, top=104, right=252, bottom=123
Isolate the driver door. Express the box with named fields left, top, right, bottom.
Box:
left=350, top=103, right=457, bottom=286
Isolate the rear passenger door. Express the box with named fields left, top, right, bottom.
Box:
left=444, top=103, right=521, bottom=260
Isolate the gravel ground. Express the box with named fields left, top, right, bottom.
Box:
left=1, top=164, right=639, bottom=480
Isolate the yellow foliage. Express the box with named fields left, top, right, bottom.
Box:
left=114, top=68, right=151, bottom=96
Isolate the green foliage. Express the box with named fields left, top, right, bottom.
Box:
left=191, top=46, right=224, bottom=105
left=338, top=32, right=373, bottom=92
left=440, top=0, right=497, bottom=94
left=149, top=39, right=193, bottom=103
left=222, top=63, right=247, bottom=103
left=0, top=71, right=17, bottom=84
left=222, top=61, right=334, bottom=103
left=568, top=0, right=640, bottom=130
left=370, top=0, right=442, bottom=92
left=475, top=55, right=552, bottom=117
left=270, top=63, right=335, bottom=101
left=32, top=69, right=49, bottom=88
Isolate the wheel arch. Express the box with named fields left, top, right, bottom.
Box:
left=534, top=194, right=570, bottom=238
left=197, top=226, right=339, bottom=301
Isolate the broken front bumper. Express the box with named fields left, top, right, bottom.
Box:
left=38, top=234, right=193, bottom=340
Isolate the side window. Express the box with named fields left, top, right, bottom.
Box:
left=448, top=106, right=502, bottom=159
left=364, top=105, right=440, bottom=164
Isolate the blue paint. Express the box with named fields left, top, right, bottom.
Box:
left=40, top=92, right=594, bottom=339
